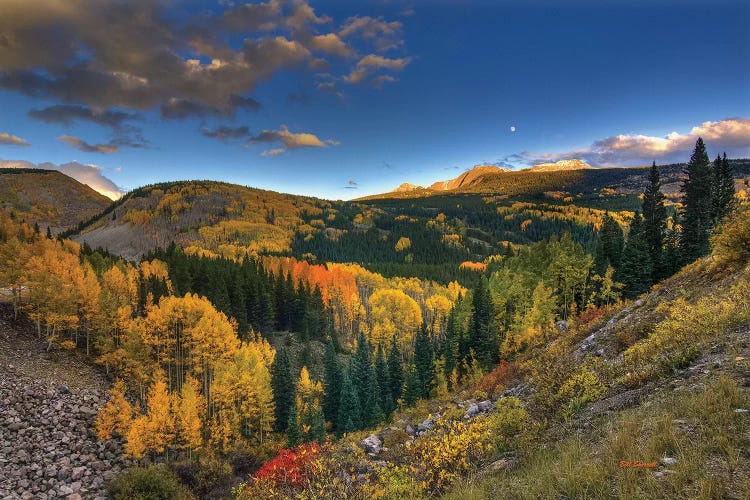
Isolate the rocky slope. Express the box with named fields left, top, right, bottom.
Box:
left=0, top=306, right=131, bottom=499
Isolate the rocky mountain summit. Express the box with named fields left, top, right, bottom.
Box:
left=0, top=307, right=131, bottom=499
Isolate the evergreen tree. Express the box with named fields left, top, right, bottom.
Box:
left=642, top=162, right=667, bottom=281
left=414, top=323, right=435, bottom=399
left=46, top=226, right=52, bottom=239
left=271, top=347, right=296, bottom=433
left=286, top=400, right=300, bottom=447
left=322, top=340, right=343, bottom=428
left=712, top=152, right=735, bottom=224
left=680, top=138, right=714, bottom=262
left=336, top=371, right=361, bottom=435
left=306, top=405, right=327, bottom=443
left=594, top=213, right=625, bottom=276
left=386, top=336, right=404, bottom=407
left=617, top=212, right=653, bottom=298
left=375, top=344, right=395, bottom=417
left=367, top=363, right=385, bottom=427
left=469, top=276, right=495, bottom=368
left=403, top=365, right=422, bottom=407
left=351, top=332, right=375, bottom=426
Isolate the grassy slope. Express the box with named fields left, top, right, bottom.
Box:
left=441, top=258, right=750, bottom=499
left=0, top=169, right=110, bottom=233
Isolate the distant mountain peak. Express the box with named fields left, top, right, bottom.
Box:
left=393, top=182, right=424, bottom=192
left=528, top=159, right=591, bottom=172
left=427, top=165, right=507, bottom=191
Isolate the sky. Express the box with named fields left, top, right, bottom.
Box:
left=0, top=0, right=748, bottom=201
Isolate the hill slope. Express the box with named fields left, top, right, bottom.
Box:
left=0, top=168, right=110, bottom=234
left=69, top=180, right=333, bottom=261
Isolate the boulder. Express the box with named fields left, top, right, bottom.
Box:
left=361, top=434, right=382, bottom=455
left=464, top=403, right=480, bottom=419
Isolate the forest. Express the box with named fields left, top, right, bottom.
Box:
left=0, top=139, right=747, bottom=498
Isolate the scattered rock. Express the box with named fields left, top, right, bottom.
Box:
left=361, top=434, right=382, bottom=455
left=464, top=403, right=480, bottom=419
left=405, top=425, right=416, bottom=436
left=417, top=418, right=434, bottom=433
left=660, top=456, right=678, bottom=466
left=490, top=459, right=509, bottom=471
left=734, top=408, right=748, bottom=414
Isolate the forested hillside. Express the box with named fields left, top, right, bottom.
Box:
left=0, top=168, right=110, bottom=234
left=1, top=139, right=748, bottom=499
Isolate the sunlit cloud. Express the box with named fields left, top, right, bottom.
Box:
left=497, top=117, right=750, bottom=168
left=249, top=125, right=337, bottom=155
left=344, top=54, right=411, bottom=85
left=58, top=135, right=118, bottom=154
left=0, top=132, right=29, bottom=147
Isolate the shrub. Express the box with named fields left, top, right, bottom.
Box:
left=557, top=367, right=606, bottom=418
left=475, top=361, right=521, bottom=398
left=108, top=465, right=192, bottom=500
left=487, top=397, right=530, bottom=451
left=711, top=204, right=750, bottom=270
left=407, top=417, right=494, bottom=495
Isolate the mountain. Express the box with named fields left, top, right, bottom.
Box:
left=527, top=158, right=592, bottom=172
left=427, top=165, right=508, bottom=191
left=361, top=159, right=750, bottom=203
left=393, top=182, right=425, bottom=192
left=0, top=168, right=111, bottom=233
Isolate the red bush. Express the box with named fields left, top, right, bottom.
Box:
left=476, top=360, right=521, bottom=398
left=253, top=443, right=322, bottom=488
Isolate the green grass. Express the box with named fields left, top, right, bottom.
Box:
left=442, top=375, right=750, bottom=499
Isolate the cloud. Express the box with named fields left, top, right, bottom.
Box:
left=248, top=125, right=336, bottom=155
left=201, top=125, right=251, bottom=141
left=339, top=16, right=403, bottom=52
left=0, top=132, right=29, bottom=147
left=0, top=0, right=405, bottom=123
left=28, top=104, right=137, bottom=128
left=343, top=179, right=358, bottom=189
left=344, top=54, right=411, bottom=85
left=58, top=135, right=118, bottom=154
left=307, top=34, right=352, bottom=57
left=0, top=158, right=123, bottom=199
left=497, top=117, right=750, bottom=169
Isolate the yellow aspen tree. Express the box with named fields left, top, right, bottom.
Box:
left=296, top=366, right=323, bottom=436
left=95, top=380, right=134, bottom=441
left=143, top=370, right=176, bottom=455
left=176, top=376, right=205, bottom=454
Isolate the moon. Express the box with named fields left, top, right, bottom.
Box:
left=510, top=126, right=516, bottom=132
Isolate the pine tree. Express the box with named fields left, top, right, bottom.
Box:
left=402, top=365, right=421, bottom=407
left=680, top=138, right=714, bottom=262
left=617, top=213, right=653, bottom=298
left=351, top=332, right=374, bottom=426
left=414, top=323, right=435, bottom=399
left=594, top=213, right=625, bottom=276
left=642, top=162, right=667, bottom=281
left=375, top=344, right=395, bottom=417
left=306, top=405, right=327, bottom=443
left=387, top=336, right=404, bottom=407
left=271, top=347, right=296, bottom=433
left=322, top=340, right=343, bottom=428
left=469, top=276, right=495, bottom=368
left=712, top=153, right=735, bottom=224
left=336, top=371, right=361, bottom=435
left=286, top=400, right=301, bottom=447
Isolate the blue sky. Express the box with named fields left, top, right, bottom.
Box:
left=0, top=0, right=748, bottom=200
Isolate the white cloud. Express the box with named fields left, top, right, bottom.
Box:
left=0, top=158, right=123, bottom=199
left=500, top=117, right=750, bottom=168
